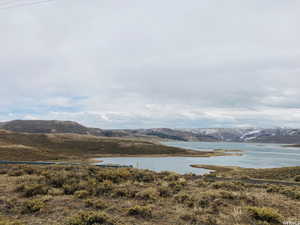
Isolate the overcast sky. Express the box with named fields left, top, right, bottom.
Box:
left=0, top=0, right=300, bottom=128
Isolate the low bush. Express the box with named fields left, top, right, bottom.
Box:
left=8, top=169, right=24, bottom=177
left=63, top=184, right=79, bottom=195
left=0, top=219, right=23, bottom=225
left=179, top=210, right=217, bottom=225
left=294, top=175, right=300, bottom=182
left=267, top=186, right=300, bottom=200
left=210, top=181, right=245, bottom=191
left=179, top=211, right=198, bottom=223
left=93, top=180, right=114, bottom=196
left=15, top=184, right=49, bottom=197
left=168, top=181, right=184, bottom=193
left=111, top=187, right=130, bottom=198
left=67, top=211, right=116, bottom=225
left=48, top=188, right=64, bottom=196
left=21, top=199, right=45, bottom=214
left=280, top=188, right=300, bottom=200
left=133, top=170, right=155, bottom=183
left=164, top=172, right=180, bottom=182
left=44, top=172, right=67, bottom=188
left=135, top=187, right=158, bottom=201
left=74, top=190, right=90, bottom=199
left=174, top=193, right=195, bottom=207
left=247, top=207, right=282, bottom=223
left=218, top=190, right=238, bottom=200
left=84, top=199, right=108, bottom=210
left=157, top=185, right=172, bottom=197
left=127, top=205, right=152, bottom=218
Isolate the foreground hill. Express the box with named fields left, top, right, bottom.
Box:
left=0, top=164, right=299, bottom=225
left=0, top=130, right=224, bottom=161
left=1, top=120, right=300, bottom=143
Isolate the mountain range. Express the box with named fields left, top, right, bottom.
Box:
left=0, top=120, right=299, bottom=144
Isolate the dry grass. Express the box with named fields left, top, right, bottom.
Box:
left=192, top=164, right=300, bottom=182
left=0, top=165, right=299, bottom=225
left=0, top=131, right=230, bottom=162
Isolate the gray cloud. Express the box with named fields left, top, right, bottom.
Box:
left=0, top=0, right=299, bottom=128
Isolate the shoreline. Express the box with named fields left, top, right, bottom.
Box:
left=190, top=164, right=242, bottom=172
left=90, top=151, right=243, bottom=161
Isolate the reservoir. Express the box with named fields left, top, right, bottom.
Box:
left=96, top=142, right=300, bottom=174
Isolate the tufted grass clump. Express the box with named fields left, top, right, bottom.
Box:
left=179, top=211, right=217, bottom=225
left=63, top=183, right=79, bottom=195
left=67, top=211, right=116, bottom=225
left=21, top=198, right=45, bottom=214
left=294, top=175, right=300, bottom=182
left=74, top=190, right=90, bottom=199
left=84, top=199, right=108, bottom=210
left=210, top=181, right=245, bottom=191
left=15, top=183, right=49, bottom=197
left=135, top=187, right=158, bottom=201
left=127, top=205, right=152, bottom=218
left=0, top=219, right=23, bottom=225
left=157, top=185, right=173, bottom=197
left=174, top=192, right=195, bottom=207
left=247, top=207, right=282, bottom=224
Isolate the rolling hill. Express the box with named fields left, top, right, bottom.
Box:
left=1, top=120, right=300, bottom=144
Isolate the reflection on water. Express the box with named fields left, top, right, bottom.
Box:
left=96, top=142, right=300, bottom=174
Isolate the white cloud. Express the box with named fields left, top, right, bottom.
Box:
left=0, top=0, right=300, bottom=128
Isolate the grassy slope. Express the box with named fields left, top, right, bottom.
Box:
left=0, top=165, right=299, bottom=225
left=191, top=164, right=300, bottom=182
left=0, top=130, right=225, bottom=161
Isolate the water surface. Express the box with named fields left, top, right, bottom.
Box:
left=96, top=142, right=300, bottom=174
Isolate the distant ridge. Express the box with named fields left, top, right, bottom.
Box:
left=0, top=120, right=300, bottom=144
left=0, top=120, right=104, bottom=136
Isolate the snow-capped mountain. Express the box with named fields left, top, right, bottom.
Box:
left=1, top=120, right=299, bottom=144
left=177, top=128, right=300, bottom=143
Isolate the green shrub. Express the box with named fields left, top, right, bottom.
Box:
left=67, top=211, right=116, bottom=225
left=94, top=180, right=114, bottom=196
left=8, top=169, right=24, bottom=177
left=280, top=188, right=300, bottom=200
left=196, top=191, right=224, bottom=208
left=179, top=211, right=198, bottom=223
left=22, top=167, right=36, bottom=175
left=0, top=219, right=23, bottom=225
left=95, top=168, right=131, bottom=184
left=133, top=170, right=155, bottom=183
left=84, top=199, right=108, bottom=210
left=21, top=199, right=45, bottom=214
left=127, top=205, right=152, bottom=218
left=135, top=187, right=158, bottom=201
left=168, top=179, right=186, bottom=193
left=174, top=193, right=195, bottom=207
left=247, top=207, right=282, bottom=223
left=179, top=212, right=217, bottom=225
left=164, top=172, right=180, bottom=182
left=63, top=184, right=79, bottom=195
left=111, top=187, right=129, bottom=198
left=158, top=186, right=172, bottom=197
left=15, top=184, right=48, bottom=197
left=0, top=169, right=8, bottom=175
left=218, top=190, right=238, bottom=200
left=48, top=188, right=64, bottom=196
left=266, top=185, right=280, bottom=193
left=45, top=172, right=67, bottom=188
left=294, top=175, right=300, bottom=182
left=74, top=190, right=90, bottom=199
left=210, top=181, right=245, bottom=191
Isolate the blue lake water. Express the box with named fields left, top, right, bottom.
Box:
left=96, top=142, right=300, bottom=174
